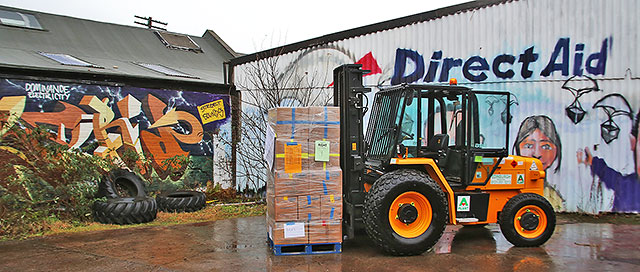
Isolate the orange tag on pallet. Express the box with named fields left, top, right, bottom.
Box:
left=284, top=142, right=302, bottom=173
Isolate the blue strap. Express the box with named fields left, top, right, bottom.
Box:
left=323, top=171, right=330, bottom=195
left=291, top=108, right=295, bottom=139
left=307, top=195, right=311, bottom=205
left=330, top=207, right=335, bottom=219
left=324, top=107, right=328, bottom=139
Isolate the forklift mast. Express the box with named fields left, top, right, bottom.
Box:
left=333, top=64, right=370, bottom=240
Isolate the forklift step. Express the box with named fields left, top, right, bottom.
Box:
left=456, top=218, right=479, bottom=223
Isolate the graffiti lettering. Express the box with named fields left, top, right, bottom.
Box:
left=1, top=88, right=228, bottom=181
left=391, top=37, right=612, bottom=84
left=198, top=99, right=226, bottom=124
left=25, top=83, right=70, bottom=100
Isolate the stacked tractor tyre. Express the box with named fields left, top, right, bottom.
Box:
left=92, top=169, right=157, bottom=225
left=156, top=191, right=207, bottom=213
left=92, top=169, right=207, bottom=225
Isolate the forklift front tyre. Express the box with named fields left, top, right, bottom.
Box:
left=499, top=193, right=555, bottom=247
left=363, top=169, right=448, bottom=256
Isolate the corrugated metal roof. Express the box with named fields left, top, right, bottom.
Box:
left=0, top=5, right=238, bottom=84
left=229, top=0, right=509, bottom=66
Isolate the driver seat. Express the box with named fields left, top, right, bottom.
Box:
left=422, top=134, right=449, bottom=168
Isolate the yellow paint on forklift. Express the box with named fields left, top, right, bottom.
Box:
left=390, top=157, right=458, bottom=224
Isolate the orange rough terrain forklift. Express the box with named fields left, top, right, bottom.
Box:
left=334, top=64, right=555, bottom=256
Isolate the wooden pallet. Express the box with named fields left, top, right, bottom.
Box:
left=267, top=237, right=342, bottom=256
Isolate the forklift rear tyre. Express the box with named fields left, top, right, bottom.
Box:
left=363, top=169, right=448, bottom=256
left=499, top=193, right=555, bottom=247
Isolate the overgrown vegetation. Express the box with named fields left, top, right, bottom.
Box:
left=0, top=117, right=262, bottom=240
left=0, top=121, right=118, bottom=238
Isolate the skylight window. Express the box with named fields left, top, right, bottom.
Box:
left=154, top=31, right=203, bottom=53
left=38, top=52, right=102, bottom=68
left=136, top=63, right=198, bottom=78
left=0, top=9, right=42, bottom=30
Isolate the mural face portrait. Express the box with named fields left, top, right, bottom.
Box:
left=518, top=129, right=558, bottom=170
left=513, top=115, right=562, bottom=173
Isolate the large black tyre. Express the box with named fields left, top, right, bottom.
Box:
left=363, top=169, right=448, bottom=256
left=156, top=191, right=206, bottom=213
left=96, top=169, right=147, bottom=199
left=92, top=196, right=157, bottom=225
left=499, top=193, right=556, bottom=247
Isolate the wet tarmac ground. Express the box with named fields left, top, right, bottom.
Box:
left=1, top=216, right=639, bottom=271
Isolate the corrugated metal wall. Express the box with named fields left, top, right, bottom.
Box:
left=234, top=0, right=640, bottom=213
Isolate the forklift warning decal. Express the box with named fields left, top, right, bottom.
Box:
left=457, top=196, right=470, bottom=212
left=490, top=174, right=512, bottom=185
left=517, top=174, right=525, bottom=185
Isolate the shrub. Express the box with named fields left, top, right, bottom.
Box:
left=0, top=121, right=118, bottom=238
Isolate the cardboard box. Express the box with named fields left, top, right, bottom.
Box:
left=267, top=217, right=308, bottom=245
left=308, top=138, right=340, bottom=170
left=309, top=124, right=340, bottom=141
left=308, top=170, right=342, bottom=196
left=267, top=171, right=309, bottom=196
left=298, top=195, right=321, bottom=221
left=273, top=139, right=310, bottom=173
left=320, top=194, right=342, bottom=220
left=267, top=195, right=298, bottom=221
left=308, top=220, right=342, bottom=244
left=308, top=106, right=339, bottom=126
left=268, top=107, right=309, bottom=139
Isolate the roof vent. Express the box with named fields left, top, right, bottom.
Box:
left=0, top=9, right=43, bottom=30
left=38, top=52, right=102, bottom=68
left=154, top=31, right=203, bottom=53
left=135, top=62, right=198, bottom=79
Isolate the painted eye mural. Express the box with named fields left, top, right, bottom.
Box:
left=592, top=93, right=632, bottom=144
left=561, top=75, right=601, bottom=124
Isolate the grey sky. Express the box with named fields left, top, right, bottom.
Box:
left=0, top=0, right=468, bottom=54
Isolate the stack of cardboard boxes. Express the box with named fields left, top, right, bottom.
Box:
left=266, top=106, right=342, bottom=246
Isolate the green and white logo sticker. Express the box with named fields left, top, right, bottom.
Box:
left=516, top=174, right=525, bottom=184
left=457, top=196, right=470, bottom=212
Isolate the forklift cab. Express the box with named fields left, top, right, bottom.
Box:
left=365, top=83, right=511, bottom=188
left=335, top=64, right=553, bottom=256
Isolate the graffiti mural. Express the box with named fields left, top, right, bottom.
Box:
left=0, top=78, right=231, bottom=187
left=235, top=20, right=640, bottom=213
left=562, top=76, right=602, bottom=124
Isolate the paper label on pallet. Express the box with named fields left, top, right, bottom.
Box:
left=284, top=142, right=302, bottom=173
left=315, top=140, right=330, bottom=162
left=264, top=126, right=276, bottom=170
left=490, top=174, right=512, bottom=185
left=284, top=222, right=305, bottom=238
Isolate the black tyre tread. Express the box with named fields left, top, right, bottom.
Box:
left=156, top=191, right=206, bottom=213
left=363, top=169, right=448, bottom=256
left=92, top=196, right=157, bottom=225
left=96, top=169, right=147, bottom=199
left=499, top=193, right=556, bottom=247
